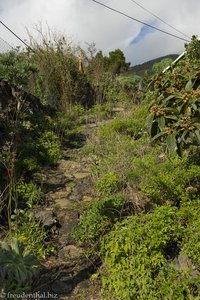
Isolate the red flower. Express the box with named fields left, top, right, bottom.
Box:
left=5, top=168, right=11, bottom=177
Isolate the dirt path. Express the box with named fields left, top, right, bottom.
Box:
left=32, top=124, right=102, bottom=300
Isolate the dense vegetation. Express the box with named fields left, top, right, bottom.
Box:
left=0, top=32, right=199, bottom=299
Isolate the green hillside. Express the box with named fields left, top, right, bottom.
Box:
left=130, top=54, right=179, bottom=76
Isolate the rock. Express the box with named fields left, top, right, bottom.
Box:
left=112, top=107, right=124, bottom=112
left=172, top=252, right=200, bottom=279
left=73, top=172, right=91, bottom=179
left=54, top=198, right=72, bottom=209
left=34, top=208, right=59, bottom=230
left=178, top=253, right=193, bottom=271
left=48, top=185, right=72, bottom=201
left=58, top=245, right=84, bottom=260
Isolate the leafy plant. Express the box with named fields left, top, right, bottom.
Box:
left=129, top=149, right=200, bottom=205
left=148, top=36, right=200, bottom=154
left=0, top=238, right=39, bottom=293
left=178, top=199, right=200, bottom=268
left=16, top=180, right=44, bottom=208
left=0, top=49, right=37, bottom=89
left=13, top=210, right=55, bottom=260
left=72, top=195, right=125, bottom=247
left=101, top=205, right=200, bottom=300
left=96, top=172, right=121, bottom=197
left=38, top=130, right=61, bottom=165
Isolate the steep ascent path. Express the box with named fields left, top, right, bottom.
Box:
left=32, top=123, right=106, bottom=300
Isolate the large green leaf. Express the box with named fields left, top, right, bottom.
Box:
left=158, top=117, right=165, bottom=131
left=185, top=79, right=194, bottom=91
left=152, top=131, right=166, bottom=142
left=166, top=132, right=177, bottom=153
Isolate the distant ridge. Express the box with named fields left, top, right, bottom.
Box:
left=130, top=54, right=179, bottom=77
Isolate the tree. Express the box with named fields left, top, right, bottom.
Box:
left=0, top=50, right=37, bottom=89
left=107, top=49, right=130, bottom=75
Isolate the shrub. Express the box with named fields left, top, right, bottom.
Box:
left=117, top=74, right=141, bottom=90
left=96, top=172, right=122, bottom=197
left=29, top=32, right=91, bottom=111
left=148, top=36, right=200, bottom=155
left=89, top=130, right=136, bottom=185
left=38, top=130, right=61, bottom=165
left=87, top=103, right=114, bottom=122
left=0, top=50, right=37, bottom=89
left=129, top=149, right=200, bottom=205
left=13, top=210, right=54, bottom=260
left=101, top=205, right=200, bottom=299
left=108, top=102, right=148, bottom=139
left=72, top=195, right=125, bottom=247
left=16, top=180, right=44, bottom=208
left=178, top=199, right=200, bottom=268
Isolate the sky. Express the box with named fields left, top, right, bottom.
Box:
left=0, top=0, right=199, bottom=65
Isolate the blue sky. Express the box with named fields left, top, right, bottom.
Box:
left=131, top=25, right=155, bottom=45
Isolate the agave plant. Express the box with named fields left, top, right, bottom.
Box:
left=0, top=238, right=39, bottom=292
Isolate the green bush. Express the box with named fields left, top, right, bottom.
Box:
left=13, top=210, right=54, bottom=260
left=21, top=157, right=39, bottom=172
left=178, top=199, right=200, bottom=268
left=0, top=238, right=39, bottom=293
left=16, top=180, right=44, bottom=208
left=86, top=102, right=114, bottom=122
left=129, top=149, right=200, bottom=205
left=148, top=36, right=200, bottom=155
left=101, top=205, right=200, bottom=300
left=0, top=50, right=37, bottom=89
left=96, top=172, right=122, bottom=197
left=117, top=74, right=141, bottom=90
left=72, top=195, right=125, bottom=247
left=38, top=130, right=61, bottom=165
left=104, top=84, right=130, bottom=103
left=89, top=131, right=136, bottom=185
left=29, top=33, right=91, bottom=111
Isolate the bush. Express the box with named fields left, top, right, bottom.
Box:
left=38, top=130, right=61, bottom=165
left=178, top=199, right=200, bottom=268
left=101, top=205, right=200, bottom=299
left=13, top=210, right=54, bottom=260
left=129, top=149, right=200, bottom=205
left=0, top=50, right=37, bottom=89
left=108, top=102, right=148, bottom=139
left=148, top=36, right=200, bottom=155
left=29, top=32, right=92, bottom=111
left=72, top=195, right=125, bottom=247
left=96, top=172, right=122, bottom=197
left=16, top=180, right=44, bottom=208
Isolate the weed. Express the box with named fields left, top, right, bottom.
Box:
left=16, top=180, right=44, bottom=208
left=72, top=194, right=125, bottom=247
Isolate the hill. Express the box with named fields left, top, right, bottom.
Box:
left=130, top=54, right=179, bottom=76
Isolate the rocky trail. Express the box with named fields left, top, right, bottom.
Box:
left=32, top=123, right=103, bottom=300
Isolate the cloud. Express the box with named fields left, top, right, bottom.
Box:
left=0, top=0, right=199, bottom=65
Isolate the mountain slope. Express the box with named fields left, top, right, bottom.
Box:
left=130, top=54, right=179, bottom=77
